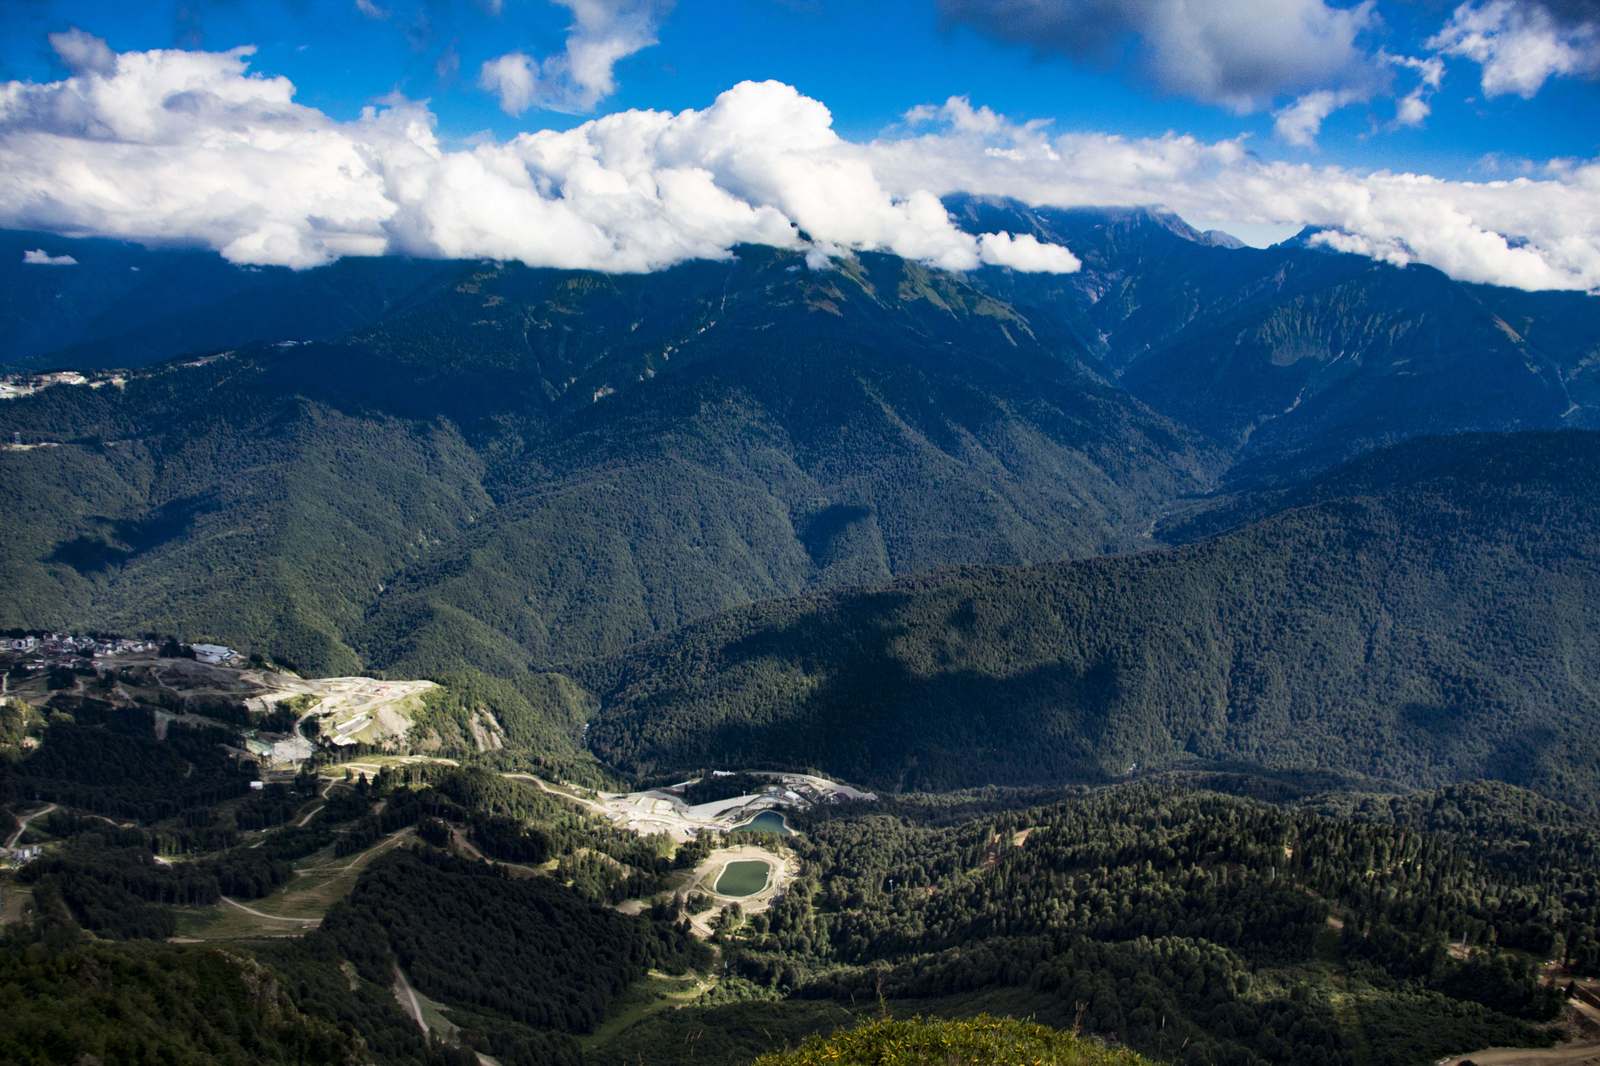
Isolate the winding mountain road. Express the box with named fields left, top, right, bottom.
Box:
left=219, top=896, right=320, bottom=926
left=5, top=803, right=56, bottom=849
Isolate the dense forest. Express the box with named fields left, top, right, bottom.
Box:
left=324, top=848, right=707, bottom=1033
left=0, top=244, right=1216, bottom=690
left=5, top=687, right=1596, bottom=1066
left=587, top=431, right=1600, bottom=804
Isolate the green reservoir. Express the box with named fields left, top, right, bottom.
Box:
left=714, top=860, right=771, bottom=897
left=731, top=810, right=793, bottom=836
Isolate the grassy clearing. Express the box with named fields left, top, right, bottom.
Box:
left=0, top=881, right=33, bottom=926
left=580, top=969, right=717, bottom=1049
left=172, top=830, right=414, bottom=940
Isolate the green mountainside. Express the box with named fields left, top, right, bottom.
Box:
left=586, top=431, right=1600, bottom=803
left=0, top=938, right=380, bottom=1066
left=0, top=247, right=1217, bottom=687
left=4, top=210, right=1599, bottom=701
left=8, top=147, right=1600, bottom=1066
left=3, top=214, right=1599, bottom=809
left=949, top=198, right=1599, bottom=482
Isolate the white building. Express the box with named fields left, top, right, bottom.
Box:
left=191, top=643, right=237, bottom=665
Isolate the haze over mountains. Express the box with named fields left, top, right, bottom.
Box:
left=3, top=201, right=1599, bottom=800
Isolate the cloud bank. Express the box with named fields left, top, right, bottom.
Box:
left=1, top=34, right=1597, bottom=291
left=0, top=34, right=1074, bottom=274
left=883, top=97, right=1600, bottom=292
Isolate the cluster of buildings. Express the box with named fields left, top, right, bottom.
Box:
left=1, top=845, right=41, bottom=866
left=0, top=370, right=89, bottom=402
left=7, top=634, right=159, bottom=659
left=0, top=370, right=125, bottom=403
left=242, top=730, right=315, bottom=766
left=1, top=633, right=237, bottom=666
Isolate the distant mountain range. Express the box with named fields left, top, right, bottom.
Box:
left=3, top=203, right=1598, bottom=799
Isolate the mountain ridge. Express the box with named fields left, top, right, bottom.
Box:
left=583, top=430, right=1600, bottom=805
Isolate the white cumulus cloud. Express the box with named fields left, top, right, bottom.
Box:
left=866, top=96, right=1600, bottom=292
left=479, top=52, right=541, bottom=114
left=0, top=36, right=1074, bottom=275
left=22, top=248, right=78, bottom=266
left=1386, top=54, right=1445, bottom=129
left=1273, top=88, right=1366, bottom=147
left=1428, top=0, right=1600, bottom=98
left=480, top=0, right=668, bottom=115
left=1307, top=229, right=1411, bottom=267
left=3, top=36, right=1599, bottom=293
left=47, top=27, right=117, bottom=77
left=978, top=231, right=1081, bottom=272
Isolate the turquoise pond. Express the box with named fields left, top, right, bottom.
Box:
left=730, top=810, right=793, bottom=836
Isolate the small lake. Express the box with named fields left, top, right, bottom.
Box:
left=714, top=860, right=771, bottom=897
left=730, top=810, right=793, bottom=836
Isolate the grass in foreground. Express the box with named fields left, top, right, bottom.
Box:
left=753, top=1014, right=1158, bottom=1066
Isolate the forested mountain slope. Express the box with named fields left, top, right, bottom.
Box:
left=950, top=198, right=1599, bottom=480
left=351, top=249, right=1221, bottom=672
left=0, top=247, right=1215, bottom=683
left=4, top=209, right=1600, bottom=773
left=586, top=431, right=1600, bottom=804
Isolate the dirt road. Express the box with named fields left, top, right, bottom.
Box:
left=503, top=772, right=613, bottom=815
left=5, top=802, right=56, bottom=848
left=1438, top=1042, right=1600, bottom=1065
left=219, top=896, right=320, bottom=926
left=394, top=966, right=429, bottom=1035
left=1442, top=997, right=1600, bottom=1066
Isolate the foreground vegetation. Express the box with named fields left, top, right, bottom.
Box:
left=752, top=1014, right=1156, bottom=1066
left=4, top=675, right=1595, bottom=1065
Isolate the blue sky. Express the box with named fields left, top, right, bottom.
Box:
left=3, top=0, right=1595, bottom=174
left=1, top=1, right=1597, bottom=290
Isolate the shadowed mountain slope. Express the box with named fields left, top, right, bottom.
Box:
left=585, top=431, right=1600, bottom=805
